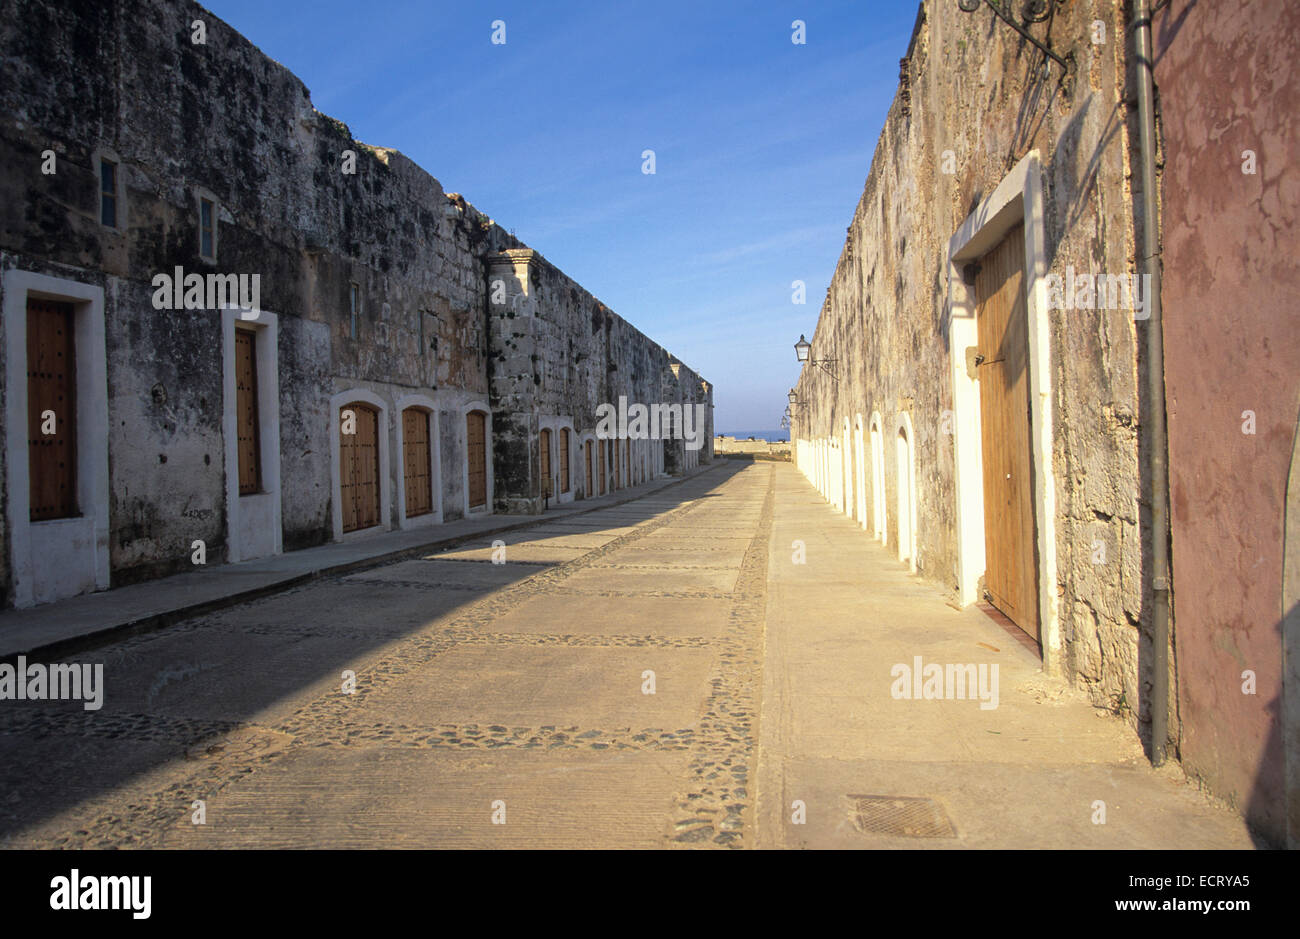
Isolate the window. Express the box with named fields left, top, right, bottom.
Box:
left=99, top=159, right=117, bottom=227
left=199, top=197, right=216, bottom=260
left=235, top=329, right=261, bottom=495
left=349, top=283, right=360, bottom=339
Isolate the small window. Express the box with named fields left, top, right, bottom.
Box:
left=199, top=197, right=216, bottom=260
left=100, top=160, right=117, bottom=227
left=349, top=284, right=360, bottom=339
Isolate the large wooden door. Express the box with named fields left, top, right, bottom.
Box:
left=598, top=439, right=606, bottom=494
left=466, top=411, right=487, bottom=509
left=27, top=298, right=77, bottom=521
left=340, top=403, right=380, bottom=532
left=560, top=428, right=571, bottom=494
left=975, top=222, right=1039, bottom=641
left=612, top=439, right=620, bottom=489
left=585, top=440, right=593, bottom=495
left=539, top=429, right=552, bottom=498
left=402, top=407, right=433, bottom=518
left=235, top=329, right=261, bottom=495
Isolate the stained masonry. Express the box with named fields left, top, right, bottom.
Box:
left=791, top=0, right=1298, bottom=847
left=0, top=0, right=712, bottom=608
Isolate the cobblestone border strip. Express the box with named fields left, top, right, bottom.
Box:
left=0, top=473, right=745, bottom=848
left=667, top=467, right=773, bottom=849
left=286, top=721, right=700, bottom=752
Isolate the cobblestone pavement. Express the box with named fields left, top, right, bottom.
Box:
left=0, top=461, right=769, bottom=849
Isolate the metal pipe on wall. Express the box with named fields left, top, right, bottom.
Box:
left=1134, top=0, right=1172, bottom=766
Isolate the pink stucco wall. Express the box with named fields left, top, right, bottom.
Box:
left=1157, top=0, right=1299, bottom=846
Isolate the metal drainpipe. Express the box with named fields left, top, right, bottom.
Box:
left=1134, top=0, right=1171, bottom=766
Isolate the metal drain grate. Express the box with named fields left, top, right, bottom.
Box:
left=848, top=795, right=957, bottom=839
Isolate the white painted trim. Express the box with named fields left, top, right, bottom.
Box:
left=578, top=432, right=597, bottom=498
left=853, top=414, right=868, bottom=529
left=328, top=388, right=392, bottom=541
left=222, top=308, right=282, bottom=563
left=394, top=393, right=443, bottom=529
left=895, top=412, right=918, bottom=573
left=3, top=270, right=110, bottom=607
left=841, top=417, right=853, bottom=516
left=460, top=400, right=494, bottom=516
left=538, top=415, right=576, bottom=504
left=869, top=412, right=886, bottom=542
left=947, top=149, right=1058, bottom=669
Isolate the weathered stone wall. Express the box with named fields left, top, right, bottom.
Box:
left=793, top=1, right=1149, bottom=722
left=487, top=248, right=712, bottom=513
left=0, top=0, right=708, bottom=601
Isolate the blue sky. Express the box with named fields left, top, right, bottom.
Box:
left=204, top=0, right=917, bottom=432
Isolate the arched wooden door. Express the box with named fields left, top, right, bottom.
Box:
left=585, top=440, right=594, bottom=495
left=340, top=402, right=380, bottom=532
left=466, top=410, right=487, bottom=509
left=402, top=407, right=433, bottom=518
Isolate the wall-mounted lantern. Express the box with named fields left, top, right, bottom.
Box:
left=793, top=334, right=838, bottom=381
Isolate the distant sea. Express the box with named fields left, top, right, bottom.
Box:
left=718, top=430, right=789, bottom=443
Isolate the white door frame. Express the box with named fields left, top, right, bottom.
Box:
left=3, top=270, right=110, bottom=607
left=947, top=150, right=1058, bottom=669
left=896, top=412, right=918, bottom=573
left=223, top=308, right=282, bottom=563
left=461, top=401, right=493, bottom=516
left=395, top=393, right=443, bottom=528
left=329, top=388, right=391, bottom=540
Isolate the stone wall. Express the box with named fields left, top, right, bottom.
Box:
left=0, top=0, right=709, bottom=604
left=487, top=248, right=712, bottom=514
left=793, top=0, right=1149, bottom=723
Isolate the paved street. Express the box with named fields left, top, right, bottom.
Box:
left=0, top=461, right=1254, bottom=849
left=0, top=462, right=765, bottom=849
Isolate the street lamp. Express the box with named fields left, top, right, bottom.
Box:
left=793, top=334, right=838, bottom=381
left=787, top=389, right=798, bottom=405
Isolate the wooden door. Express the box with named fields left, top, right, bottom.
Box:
left=560, top=428, right=571, bottom=493
left=466, top=411, right=487, bottom=508
left=975, top=222, right=1039, bottom=641
left=27, top=298, right=77, bottom=521
left=340, top=403, right=380, bottom=532
left=585, top=440, right=593, bottom=495
left=613, top=439, right=620, bottom=488
left=235, top=329, right=261, bottom=495
left=539, top=429, right=552, bottom=498
left=403, top=408, right=433, bottom=518
left=598, top=439, right=606, bottom=494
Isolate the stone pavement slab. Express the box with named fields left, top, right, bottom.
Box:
left=755, top=463, right=1258, bottom=849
